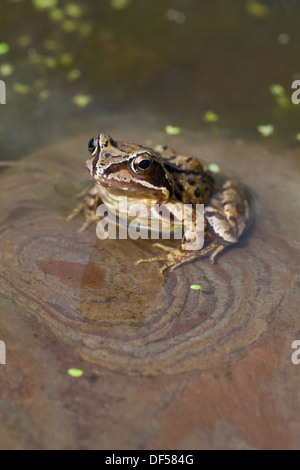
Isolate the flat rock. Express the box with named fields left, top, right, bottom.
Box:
left=0, top=130, right=299, bottom=449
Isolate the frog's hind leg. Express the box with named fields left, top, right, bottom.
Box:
left=135, top=240, right=227, bottom=274
left=135, top=249, right=189, bottom=274
left=136, top=248, right=202, bottom=274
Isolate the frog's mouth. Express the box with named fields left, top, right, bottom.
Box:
left=95, top=177, right=170, bottom=201
left=85, top=161, right=171, bottom=200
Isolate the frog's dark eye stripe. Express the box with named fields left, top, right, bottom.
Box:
left=131, top=154, right=153, bottom=174
left=88, top=138, right=98, bottom=155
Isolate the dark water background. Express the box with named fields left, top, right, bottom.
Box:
left=0, top=0, right=300, bottom=162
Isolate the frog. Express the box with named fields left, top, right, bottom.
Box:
left=68, top=133, right=254, bottom=273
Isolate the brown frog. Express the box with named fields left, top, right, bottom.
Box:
left=68, top=134, right=254, bottom=273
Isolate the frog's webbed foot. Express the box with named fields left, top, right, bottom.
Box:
left=135, top=250, right=192, bottom=274
left=135, top=241, right=227, bottom=274
left=67, top=184, right=100, bottom=232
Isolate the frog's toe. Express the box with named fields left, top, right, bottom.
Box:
left=66, top=203, right=85, bottom=222
left=135, top=251, right=185, bottom=274
left=135, top=254, right=168, bottom=266
left=160, top=251, right=196, bottom=273
left=208, top=244, right=226, bottom=264
left=77, top=219, right=94, bottom=233
left=152, top=243, right=175, bottom=253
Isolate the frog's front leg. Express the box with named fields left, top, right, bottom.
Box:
left=136, top=205, right=206, bottom=274
left=67, top=184, right=101, bottom=232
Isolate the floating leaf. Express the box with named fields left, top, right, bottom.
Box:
left=269, top=84, right=285, bottom=97
left=246, top=0, right=269, bottom=17
left=295, top=133, right=300, bottom=141
left=0, top=43, right=10, bottom=55
left=67, top=368, right=83, bottom=378
left=165, top=125, right=181, bottom=135
left=44, top=57, right=57, bottom=68
left=257, top=124, right=274, bottom=137
left=190, top=285, right=202, bottom=290
left=269, top=84, right=290, bottom=108
left=18, top=35, right=31, bottom=47
left=203, top=110, right=219, bottom=123
left=32, top=0, right=58, bottom=9
left=44, top=39, right=59, bottom=51
left=60, top=53, right=74, bottom=66
left=208, top=163, right=220, bottom=173
left=65, top=3, right=84, bottom=18
left=72, top=94, right=92, bottom=107
left=110, top=0, right=131, bottom=10
left=62, top=19, right=78, bottom=32
left=0, top=64, right=14, bottom=76
left=67, top=69, right=81, bottom=81
left=276, top=95, right=290, bottom=108
left=49, top=8, right=65, bottom=21
left=13, top=83, right=31, bottom=94
left=39, top=89, right=50, bottom=100
left=154, top=144, right=164, bottom=152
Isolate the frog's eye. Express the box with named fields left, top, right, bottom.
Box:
left=131, top=154, right=153, bottom=174
left=88, top=138, right=97, bottom=154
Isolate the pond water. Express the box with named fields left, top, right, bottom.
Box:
left=1, top=0, right=300, bottom=163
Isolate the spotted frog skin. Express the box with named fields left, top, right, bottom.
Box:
left=68, top=134, right=254, bottom=273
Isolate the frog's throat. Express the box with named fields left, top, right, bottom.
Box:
left=96, top=185, right=185, bottom=235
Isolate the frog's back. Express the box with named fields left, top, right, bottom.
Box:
left=159, top=145, right=214, bottom=205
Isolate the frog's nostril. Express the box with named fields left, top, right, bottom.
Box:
left=108, top=137, right=117, bottom=148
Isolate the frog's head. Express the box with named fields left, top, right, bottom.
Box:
left=85, top=134, right=172, bottom=201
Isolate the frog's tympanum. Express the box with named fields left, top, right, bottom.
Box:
left=68, top=134, right=254, bottom=273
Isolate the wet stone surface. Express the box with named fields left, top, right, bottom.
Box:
left=0, top=129, right=299, bottom=449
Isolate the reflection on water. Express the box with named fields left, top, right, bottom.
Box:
left=0, top=0, right=300, bottom=164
